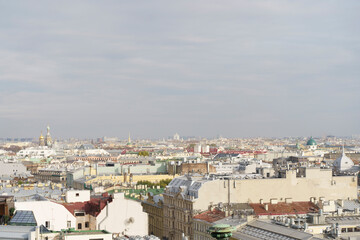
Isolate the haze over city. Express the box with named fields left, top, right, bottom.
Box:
left=1, top=1, right=359, bottom=139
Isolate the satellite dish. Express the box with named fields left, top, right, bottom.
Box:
left=126, top=217, right=135, bottom=225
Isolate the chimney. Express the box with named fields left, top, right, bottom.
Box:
left=264, top=204, right=269, bottom=211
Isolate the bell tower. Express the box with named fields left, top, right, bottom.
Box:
left=45, top=124, right=52, bottom=147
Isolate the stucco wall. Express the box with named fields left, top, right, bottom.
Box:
left=15, top=201, right=76, bottom=231
left=194, top=169, right=357, bottom=211
left=66, top=190, right=90, bottom=203
left=96, top=193, right=148, bottom=235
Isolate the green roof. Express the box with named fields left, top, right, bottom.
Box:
left=306, top=137, right=317, bottom=146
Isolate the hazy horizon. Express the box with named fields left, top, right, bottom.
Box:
left=1, top=1, right=359, bottom=139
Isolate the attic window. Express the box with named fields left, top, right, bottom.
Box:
left=75, top=212, right=85, bottom=216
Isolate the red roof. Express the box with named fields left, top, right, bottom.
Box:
left=62, top=195, right=112, bottom=217
left=250, top=201, right=319, bottom=216
left=193, top=209, right=226, bottom=223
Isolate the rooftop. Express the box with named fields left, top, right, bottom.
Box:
left=250, top=202, right=319, bottom=216
left=233, top=220, right=321, bottom=240
left=62, top=195, right=112, bottom=217
left=9, top=210, right=37, bottom=226
left=193, top=209, right=226, bottom=223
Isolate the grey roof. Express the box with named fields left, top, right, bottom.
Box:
left=0, top=225, right=35, bottom=240
left=234, top=220, right=319, bottom=240
left=326, top=216, right=360, bottom=225
left=336, top=200, right=360, bottom=211
left=79, top=144, right=95, bottom=150
left=0, top=187, right=62, bottom=201
left=213, top=153, right=241, bottom=159
left=167, top=175, right=210, bottom=199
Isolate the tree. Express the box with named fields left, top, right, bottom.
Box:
left=138, top=151, right=149, bottom=157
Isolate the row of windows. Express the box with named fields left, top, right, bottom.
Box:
left=77, top=222, right=90, bottom=229
left=193, top=222, right=209, bottom=232
left=164, top=197, right=192, bottom=210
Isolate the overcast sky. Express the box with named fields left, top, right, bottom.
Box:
left=0, top=1, right=359, bottom=139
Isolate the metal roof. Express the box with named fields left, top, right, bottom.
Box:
left=10, top=210, right=37, bottom=226
left=233, top=220, right=318, bottom=240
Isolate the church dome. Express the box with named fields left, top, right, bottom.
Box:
left=333, top=147, right=354, bottom=171
left=306, top=137, right=317, bottom=146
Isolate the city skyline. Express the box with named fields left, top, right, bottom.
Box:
left=1, top=1, right=359, bottom=138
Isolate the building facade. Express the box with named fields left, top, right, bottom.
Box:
left=161, top=168, right=357, bottom=240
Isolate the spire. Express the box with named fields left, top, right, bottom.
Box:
left=45, top=124, right=52, bottom=147
left=128, top=132, right=131, bottom=144
left=342, top=144, right=345, bottom=156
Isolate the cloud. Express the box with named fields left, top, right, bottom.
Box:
left=0, top=0, right=359, bottom=138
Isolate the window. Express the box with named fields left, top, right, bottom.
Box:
left=75, top=212, right=85, bottom=216
left=78, top=223, right=82, bottom=229
left=85, top=222, right=89, bottom=228
left=67, top=221, right=71, bottom=228
left=76, top=193, right=80, bottom=197
left=45, top=221, right=50, bottom=228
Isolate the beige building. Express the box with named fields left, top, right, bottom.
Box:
left=141, top=193, right=164, bottom=237
left=35, top=168, right=67, bottom=184
left=161, top=168, right=357, bottom=240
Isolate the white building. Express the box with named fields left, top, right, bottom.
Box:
left=97, top=192, right=148, bottom=236
left=0, top=161, right=31, bottom=178
left=17, top=146, right=56, bottom=158
left=333, top=147, right=356, bottom=172
left=84, top=149, right=110, bottom=156
left=0, top=225, right=112, bottom=240
left=66, top=190, right=90, bottom=203
left=15, top=200, right=76, bottom=231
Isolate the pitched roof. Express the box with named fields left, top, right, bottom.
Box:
left=62, top=195, right=112, bottom=217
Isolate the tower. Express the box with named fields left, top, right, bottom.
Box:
left=39, top=131, right=45, bottom=146
left=126, top=132, right=133, bottom=147
left=333, top=145, right=354, bottom=172
left=45, top=124, right=52, bottom=147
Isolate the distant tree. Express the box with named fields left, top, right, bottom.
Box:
left=159, top=179, right=172, bottom=188
left=4, top=145, right=22, bottom=153
left=138, top=151, right=150, bottom=157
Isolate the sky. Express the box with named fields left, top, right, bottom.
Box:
left=0, top=0, right=359, bottom=139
